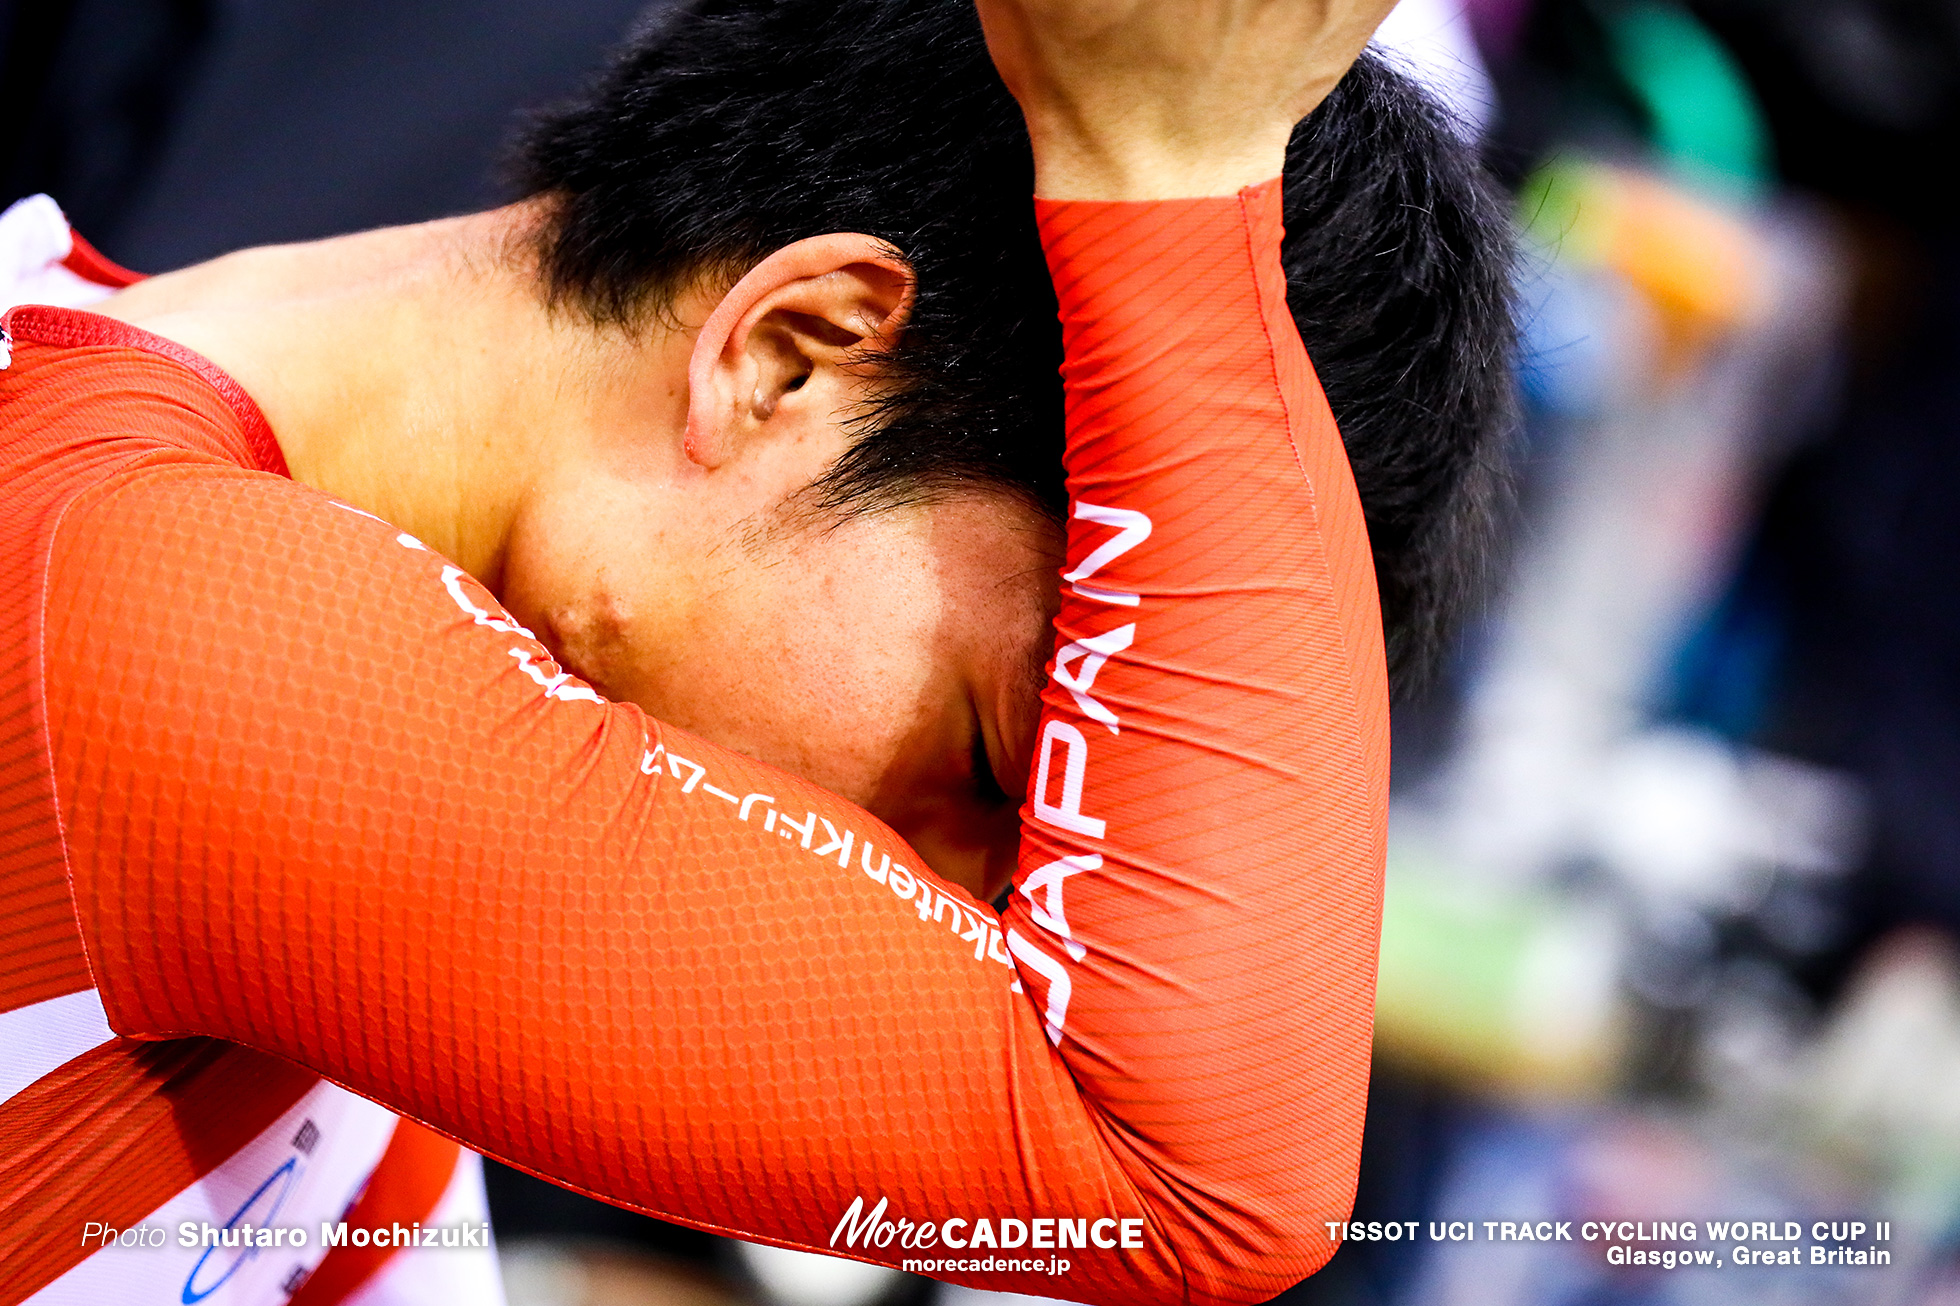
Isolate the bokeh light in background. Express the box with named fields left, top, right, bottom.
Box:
left=6, top=1, right=1956, bottom=1303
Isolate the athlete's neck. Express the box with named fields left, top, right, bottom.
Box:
left=95, top=202, right=696, bottom=596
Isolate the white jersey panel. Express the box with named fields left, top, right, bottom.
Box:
left=0, top=195, right=118, bottom=313
left=0, top=988, right=116, bottom=1107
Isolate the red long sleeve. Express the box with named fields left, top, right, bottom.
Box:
left=17, top=183, right=1385, bottom=1306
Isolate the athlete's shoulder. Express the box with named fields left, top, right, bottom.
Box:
left=0, top=308, right=288, bottom=486
left=0, top=194, right=283, bottom=485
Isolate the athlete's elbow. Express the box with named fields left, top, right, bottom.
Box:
left=1155, top=1196, right=1354, bottom=1306
left=1286, top=1197, right=1353, bottom=1284
left=1246, top=1222, right=1346, bottom=1300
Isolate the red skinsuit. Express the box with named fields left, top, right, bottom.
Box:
left=0, top=183, right=1386, bottom=1305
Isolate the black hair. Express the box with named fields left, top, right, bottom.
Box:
left=517, top=0, right=1515, bottom=697
left=1282, top=55, right=1515, bottom=690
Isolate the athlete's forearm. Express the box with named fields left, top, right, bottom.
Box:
left=997, top=181, right=1387, bottom=1298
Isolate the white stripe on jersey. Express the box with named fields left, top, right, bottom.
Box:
left=0, top=988, right=116, bottom=1106
left=1, top=991, right=505, bottom=1305
left=23, top=1079, right=399, bottom=1306
left=342, top=1154, right=506, bottom=1306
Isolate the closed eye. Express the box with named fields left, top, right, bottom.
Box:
left=971, top=720, right=1010, bottom=808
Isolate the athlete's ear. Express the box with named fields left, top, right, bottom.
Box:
left=683, top=234, right=913, bottom=469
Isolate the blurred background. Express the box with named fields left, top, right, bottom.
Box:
left=5, top=0, right=1956, bottom=1302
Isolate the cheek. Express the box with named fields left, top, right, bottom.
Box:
left=647, top=538, right=955, bottom=808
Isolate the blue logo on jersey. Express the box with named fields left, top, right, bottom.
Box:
left=181, top=1157, right=299, bottom=1304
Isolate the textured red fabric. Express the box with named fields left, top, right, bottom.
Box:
left=0, top=320, right=327, bottom=1302
left=5, top=182, right=1385, bottom=1306
left=0, top=313, right=279, bottom=1015
left=59, top=229, right=143, bottom=290
left=5, top=305, right=287, bottom=477
left=0, top=1040, right=316, bottom=1300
